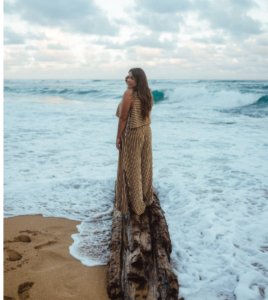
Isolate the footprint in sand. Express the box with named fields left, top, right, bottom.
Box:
left=4, top=240, right=15, bottom=244
left=4, top=235, right=32, bottom=245
left=34, top=240, right=58, bottom=249
left=18, top=282, right=34, bottom=300
left=6, top=249, right=22, bottom=261
left=19, top=230, right=41, bottom=236
left=14, top=235, right=31, bottom=243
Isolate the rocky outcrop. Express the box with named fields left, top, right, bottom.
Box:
left=107, top=187, right=179, bottom=300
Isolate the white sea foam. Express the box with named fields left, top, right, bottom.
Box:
left=4, top=80, right=268, bottom=300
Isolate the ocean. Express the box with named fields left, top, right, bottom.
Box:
left=4, top=79, right=268, bottom=300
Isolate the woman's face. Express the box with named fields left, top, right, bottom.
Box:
left=126, top=72, right=137, bottom=89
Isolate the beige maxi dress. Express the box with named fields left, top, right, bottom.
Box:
left=115, top=91, right=153, bottom=216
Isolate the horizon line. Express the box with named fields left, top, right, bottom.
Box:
left=4, top=78, right=268, bottom=81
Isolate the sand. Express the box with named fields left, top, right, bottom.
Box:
left=3, top=214, right=110, bottom=300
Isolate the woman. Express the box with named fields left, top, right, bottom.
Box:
left=115, top=68, right=154, bottom=217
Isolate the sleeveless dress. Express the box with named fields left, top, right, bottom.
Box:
left=115, top=91, right=153, bottom=216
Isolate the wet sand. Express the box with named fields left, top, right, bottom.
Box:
left=3, top=214, right=110, bottom=300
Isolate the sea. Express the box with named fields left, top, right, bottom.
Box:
left=4, top=79, right=268, bottom=300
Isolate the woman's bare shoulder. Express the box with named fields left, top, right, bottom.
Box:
left=123, top=89, right=135, bottom=100
left=123, top=88, right=135, bottom=96
left=122, top=89, right=135, bottom=108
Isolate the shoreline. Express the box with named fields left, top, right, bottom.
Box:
left=3, top=214, right=110, bottom=300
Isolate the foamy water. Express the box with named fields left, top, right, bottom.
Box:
left=4, top=79, right=268, bottom=300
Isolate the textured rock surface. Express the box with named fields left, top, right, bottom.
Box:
left=107, top=186, right=179, bottom=300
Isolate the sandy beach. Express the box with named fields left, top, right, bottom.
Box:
left=3, top=214, right=110, bottom=300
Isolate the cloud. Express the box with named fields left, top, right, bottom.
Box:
left=134, top=0, right=192, bottom=14
left=4, top=0, right=268, bottom=79
left=47, top=43, right=68, bottom=50
left=4, top=27, right=47, bottom=45
left=131, top=0, right=263, bottom=38
left=94, top=33, right=177, bottom=49
left=126, top=47, right=163, bottom=61
left=125, top=33, right=177, bottom=49
left=4, top=50, right=31, bottom=68
left=128, top=0, right=193, bottom=33
left=34, top=51, right=74, bottom=62
left=4, top=27, right=25, bottom=45
left=135, top=12, right=184, bottom=33
left=198, top=0, right=263, bottom=38
left=24, top=45, right=38, bottom=50
left=193, top=35, right=226, bottom=45
left=4, top=0, right=119, bottom=36
left=257, top=37, right=268, bottom=46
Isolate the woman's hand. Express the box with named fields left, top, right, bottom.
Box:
left=116, top=137, right=122, bottom=151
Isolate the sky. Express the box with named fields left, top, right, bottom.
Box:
left=3, top=0, right=268, bottom=79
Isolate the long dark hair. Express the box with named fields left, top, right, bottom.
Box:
left=129, top=68, right=153, bottom=120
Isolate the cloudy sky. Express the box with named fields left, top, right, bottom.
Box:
left=3, top=0, right=268, bottom=79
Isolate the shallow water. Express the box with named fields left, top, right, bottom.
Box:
left=4, top=79, right=268, bottom=300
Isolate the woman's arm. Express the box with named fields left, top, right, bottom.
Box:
left=116, top=89, right=134, bottom=151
